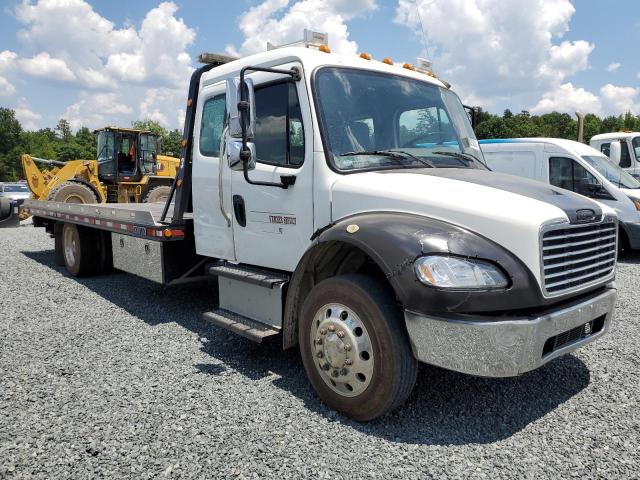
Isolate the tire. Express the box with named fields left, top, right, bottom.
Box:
left=299, top=274, right=418, bottom=421
left=0, top=198, right=11, bottom=221
left=47, top=182, right=98, bottom=204
left=61, top=223, right=101, bottom=277
left=142, top=185, right=172, bottom=203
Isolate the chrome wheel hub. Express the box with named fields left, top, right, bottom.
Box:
left=63, top=227, right=77, bottom=266
left=310, top=303, right=374, bottom=397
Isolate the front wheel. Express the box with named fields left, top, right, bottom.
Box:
left=299, top=274, right=418, bottom=421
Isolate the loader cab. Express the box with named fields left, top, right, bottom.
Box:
left=95, top=127, right=161, bottom=183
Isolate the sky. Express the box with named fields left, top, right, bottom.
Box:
left=0, top=0, right=638, bottom=131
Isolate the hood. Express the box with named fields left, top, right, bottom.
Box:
left=330, top=168, right=610, bottom=286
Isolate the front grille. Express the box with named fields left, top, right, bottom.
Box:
left=541, top=219, right=617, bottom=295
left=542, top=315, right=606, bottom=357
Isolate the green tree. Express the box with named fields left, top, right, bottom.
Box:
left=55, top=118, right=72, bottom=140
left=0, top=108, right=23, bottom=181
left=75, top=127, right=95, bottom=158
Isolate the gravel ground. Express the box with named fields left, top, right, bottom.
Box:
left=1, top=223, right=639, bottom=479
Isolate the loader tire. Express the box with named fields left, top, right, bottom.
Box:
left=61, top=223, right=101, bottom=277
left=47, top=182, right=98, bottom=204
left=142, top=185, right=172, bottom=203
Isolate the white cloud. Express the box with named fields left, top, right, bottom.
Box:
left=62, top=92, right=133, bottom=131
left=0, top=77, right=16, bottom=96
left=139, top=87, right=184, bottom=127
left=395, top=0, right=593, bottom=111
left=531, top=82, right=602, bottom=115
left=607, top=62, right=621, bottom=72
left=19, top=52, right=76, bottom=81
left=14, top=99, right=42, bottom=130
left=8, top=0, right=196, bottom=129
left=228, top=0, right=377, bottom=56
left=600, top=84, right=639, bottom=114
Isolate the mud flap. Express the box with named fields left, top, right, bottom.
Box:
left=0, top=198, right=21, bottom=228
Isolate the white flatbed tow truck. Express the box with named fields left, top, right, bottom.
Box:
left=24, top=33, right=618, bottom=421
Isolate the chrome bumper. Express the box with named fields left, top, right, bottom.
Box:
left=405, top=286, right=616, bottom=377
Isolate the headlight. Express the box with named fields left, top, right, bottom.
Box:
left=630, top=198, right=640, bottom=211
left=414, top=255, right=508, bottom=290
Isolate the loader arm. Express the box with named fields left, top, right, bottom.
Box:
left=21, top=154, right=107, bottom=202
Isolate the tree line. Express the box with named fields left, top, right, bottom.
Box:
left=2, top=105, right=640, bottom=181
left=0, top=107, right=183, bottom=181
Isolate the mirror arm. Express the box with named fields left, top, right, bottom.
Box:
left=239, top=65, right=301, bottom=189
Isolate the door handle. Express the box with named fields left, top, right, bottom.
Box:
left=232, top=195, right=246, bottom=227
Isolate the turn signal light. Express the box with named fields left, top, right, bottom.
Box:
left=382, top=57, right=393, bottom=65
left=402, top=63, right=415, bottom=70
left=319, top=44, right=331, bottom=53
left=359, top=52, right=372, bottom=60
left=163, top=229, right=174, bottom=238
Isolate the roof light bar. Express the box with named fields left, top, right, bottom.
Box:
left=267, top=29, right=329, bottom=51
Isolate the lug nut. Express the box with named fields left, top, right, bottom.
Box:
left=322, top=363, right=331, bottom=371
left=331, top=370, right=340, bottom=378
left=316, top=351, right=324, bottom=358
left=345, top=359, right=353, bottom=366
left=328, top=325, right=336, bottom=332
left=337, top=331, right=345, bottom=338
left=315, top=338, right=323, bottom=345
left=344, top=344, right=352, bottom=351
left=319, top=329, right=327, bottom=335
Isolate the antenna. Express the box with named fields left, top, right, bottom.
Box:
left=414, top=0, right=432, bottom=65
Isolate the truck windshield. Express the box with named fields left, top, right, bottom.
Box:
left=582, top=155, right=640, bottom=189
left=314, top=67, right=486, bottom=172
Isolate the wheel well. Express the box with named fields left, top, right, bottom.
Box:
left=68, top=178, right=102, bottom=201
left=282, top=241, right=395, bottom=350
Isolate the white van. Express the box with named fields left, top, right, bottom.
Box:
left=480, top=138, right=640, bottom=250
left=590, top=132, right=640, bottom=178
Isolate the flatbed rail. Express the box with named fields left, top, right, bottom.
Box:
left=23, top=199, right=190, bottom=241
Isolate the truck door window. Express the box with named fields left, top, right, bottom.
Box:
left=600, top=143, right=610, bottom=156
left=199, top=95, right=226, bottom=157
left=620, top=142, right=631, bottom=168
left=549, top=157, right=600, bottom=196
left=254, top=81, right=305, bottom=167
left=632, top=137, right=640, bottom=163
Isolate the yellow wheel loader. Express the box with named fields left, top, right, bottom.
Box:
left=22, top=127, right=179, bottom=207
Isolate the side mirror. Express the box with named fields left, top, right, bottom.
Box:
left=226, top=77, right=256, bottom=139
left=226, top=139, right=256, bottom=171
left=609, top=141, right=621, bottom=166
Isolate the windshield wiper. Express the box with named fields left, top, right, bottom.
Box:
left=339, top=150, right=434, bottom=168
left=433, top=151, right=491, bottom=170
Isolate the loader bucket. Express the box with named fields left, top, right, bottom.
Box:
left=0, top=198, right=21, bottom=228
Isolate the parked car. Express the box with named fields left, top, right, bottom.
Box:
left=0, top=182, right=31, bottom=202
left=480, top=138, right=640, bottom=250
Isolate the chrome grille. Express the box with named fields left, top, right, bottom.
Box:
left=541, top=219, right=617, bottom=296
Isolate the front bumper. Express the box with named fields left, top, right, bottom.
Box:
left=621, top=221, right=640, bottom=249
left=405, top=285, right=616, bottom=377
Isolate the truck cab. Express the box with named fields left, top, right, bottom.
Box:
left=480, top=138, right=640, bottom=251
left=26, top=39, right=618, bottom=421
left=590, top=132, right=640, bottom=178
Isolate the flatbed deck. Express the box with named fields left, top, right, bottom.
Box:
left=23, top=199, right=191, bottom=241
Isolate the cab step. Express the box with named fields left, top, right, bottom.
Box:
left=202, top=309, right=280, bottom=343
left=208, top=261, right=289, bottom=288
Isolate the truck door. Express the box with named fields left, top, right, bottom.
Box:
left=229, top=65, right=314, bottom=272
left=192, top=83, right=236, bottom=260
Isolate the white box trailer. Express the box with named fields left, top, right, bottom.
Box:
left=24, top=41, right=617, bottom=421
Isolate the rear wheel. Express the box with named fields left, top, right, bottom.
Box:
left=61, top=223, right=101, bottom=276
left=47, top=182, right=98, bottom=204
left=142, top=185, right=172, bottom=203
left=299, top=274, right=418, bottom=421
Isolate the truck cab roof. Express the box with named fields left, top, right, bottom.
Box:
left=200, top=46, right=448, bottom=89
left=590, top=132, right=640, bottom=141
